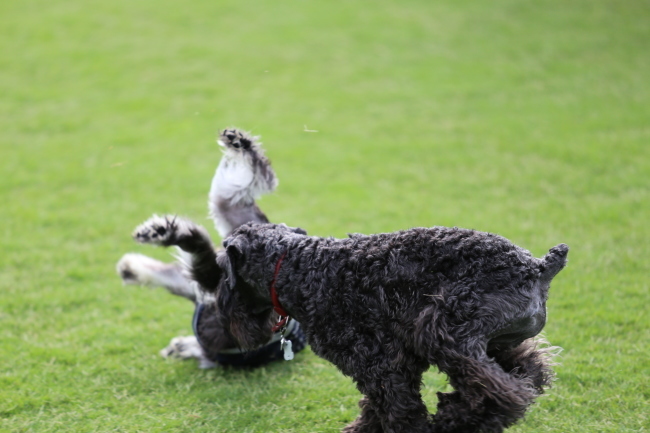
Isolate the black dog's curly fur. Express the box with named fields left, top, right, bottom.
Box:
left=216, top=223, right=568, bottom=433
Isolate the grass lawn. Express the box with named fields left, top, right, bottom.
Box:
left=1, top=0, right=648, bottom=431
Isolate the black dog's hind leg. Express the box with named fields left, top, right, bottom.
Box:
left=133, top=215, right=222, bottom=292
left=489, top=337, right=558, bottom=395
left=431, top=343, right=538, bottom=433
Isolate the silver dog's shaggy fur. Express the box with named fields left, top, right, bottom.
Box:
left=208, top=128, right=277, bottom=238
left=132, top=215, right=568, bottom=433
left=116, top=128, right=284, bottom=368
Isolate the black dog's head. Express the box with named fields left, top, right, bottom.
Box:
left=216, top=223, right=307, bottom=349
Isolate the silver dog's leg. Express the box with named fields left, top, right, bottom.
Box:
left=132, top=215, right=222, bottom=293
left=160, top=335, right=217, bottom=369
left=116, top=253, right=198, bottom=302
left=209, top=128, right=277, bottom=238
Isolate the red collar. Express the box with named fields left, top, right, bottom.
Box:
left=270, top=252, right=289, bottom=332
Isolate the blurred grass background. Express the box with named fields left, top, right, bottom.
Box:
left=1, top=0, right=648, bottom=431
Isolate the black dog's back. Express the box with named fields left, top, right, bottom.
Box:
left=233, top=224, right=566, bottom=342
left=302, top=226, right=545, bottom=297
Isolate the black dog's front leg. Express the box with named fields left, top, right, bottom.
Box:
left=354, top=368, right=431, bottom=433
left=132, top=215, right=222, bottom=292
left=342, top=397, right=383, bottom=433
left=339, top=342, right=430, bottom=433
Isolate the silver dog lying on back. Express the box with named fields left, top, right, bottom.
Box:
left=117, top=129, right=306, bottom=368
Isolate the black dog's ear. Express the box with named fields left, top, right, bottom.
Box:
left=277, top=223, right=307, bottom=236
left=217, top=247, right=237, bottom=291
left=217, top=237, right=246, bottom=291
left=291, top=226, right=307, bottom=235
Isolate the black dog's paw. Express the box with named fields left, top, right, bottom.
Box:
left=218, top=128, right=255, bottom=151
left=132, top=215, right=182, bottom=246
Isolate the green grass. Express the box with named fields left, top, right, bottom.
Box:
left=1, top=0, right=648, bottom=431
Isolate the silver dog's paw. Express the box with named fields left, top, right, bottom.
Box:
left=160, top=336, right=203, bottom=359
left=116, top=253, right=152, bottom=285
left=218, top=128, right=256, bottom=151
left=132, top=215, right=190, bottom=246
left=116, top=252, right=188, bottom=291
left=132, top=215, right=176, bottom=245
left=160, top=336, right=217, bottom=369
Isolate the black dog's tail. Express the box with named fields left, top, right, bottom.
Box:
left=538, top=243, right=569, bottom=289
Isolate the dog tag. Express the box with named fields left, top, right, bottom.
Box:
left=281, top=337, right=294, bottom=361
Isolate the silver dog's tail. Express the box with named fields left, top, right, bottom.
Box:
left=538, top=243, right=569, bottom=289
left=208, top=128, right=279, bottom=238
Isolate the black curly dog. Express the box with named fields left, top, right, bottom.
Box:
left=134, top=217, right=568, bottom=433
